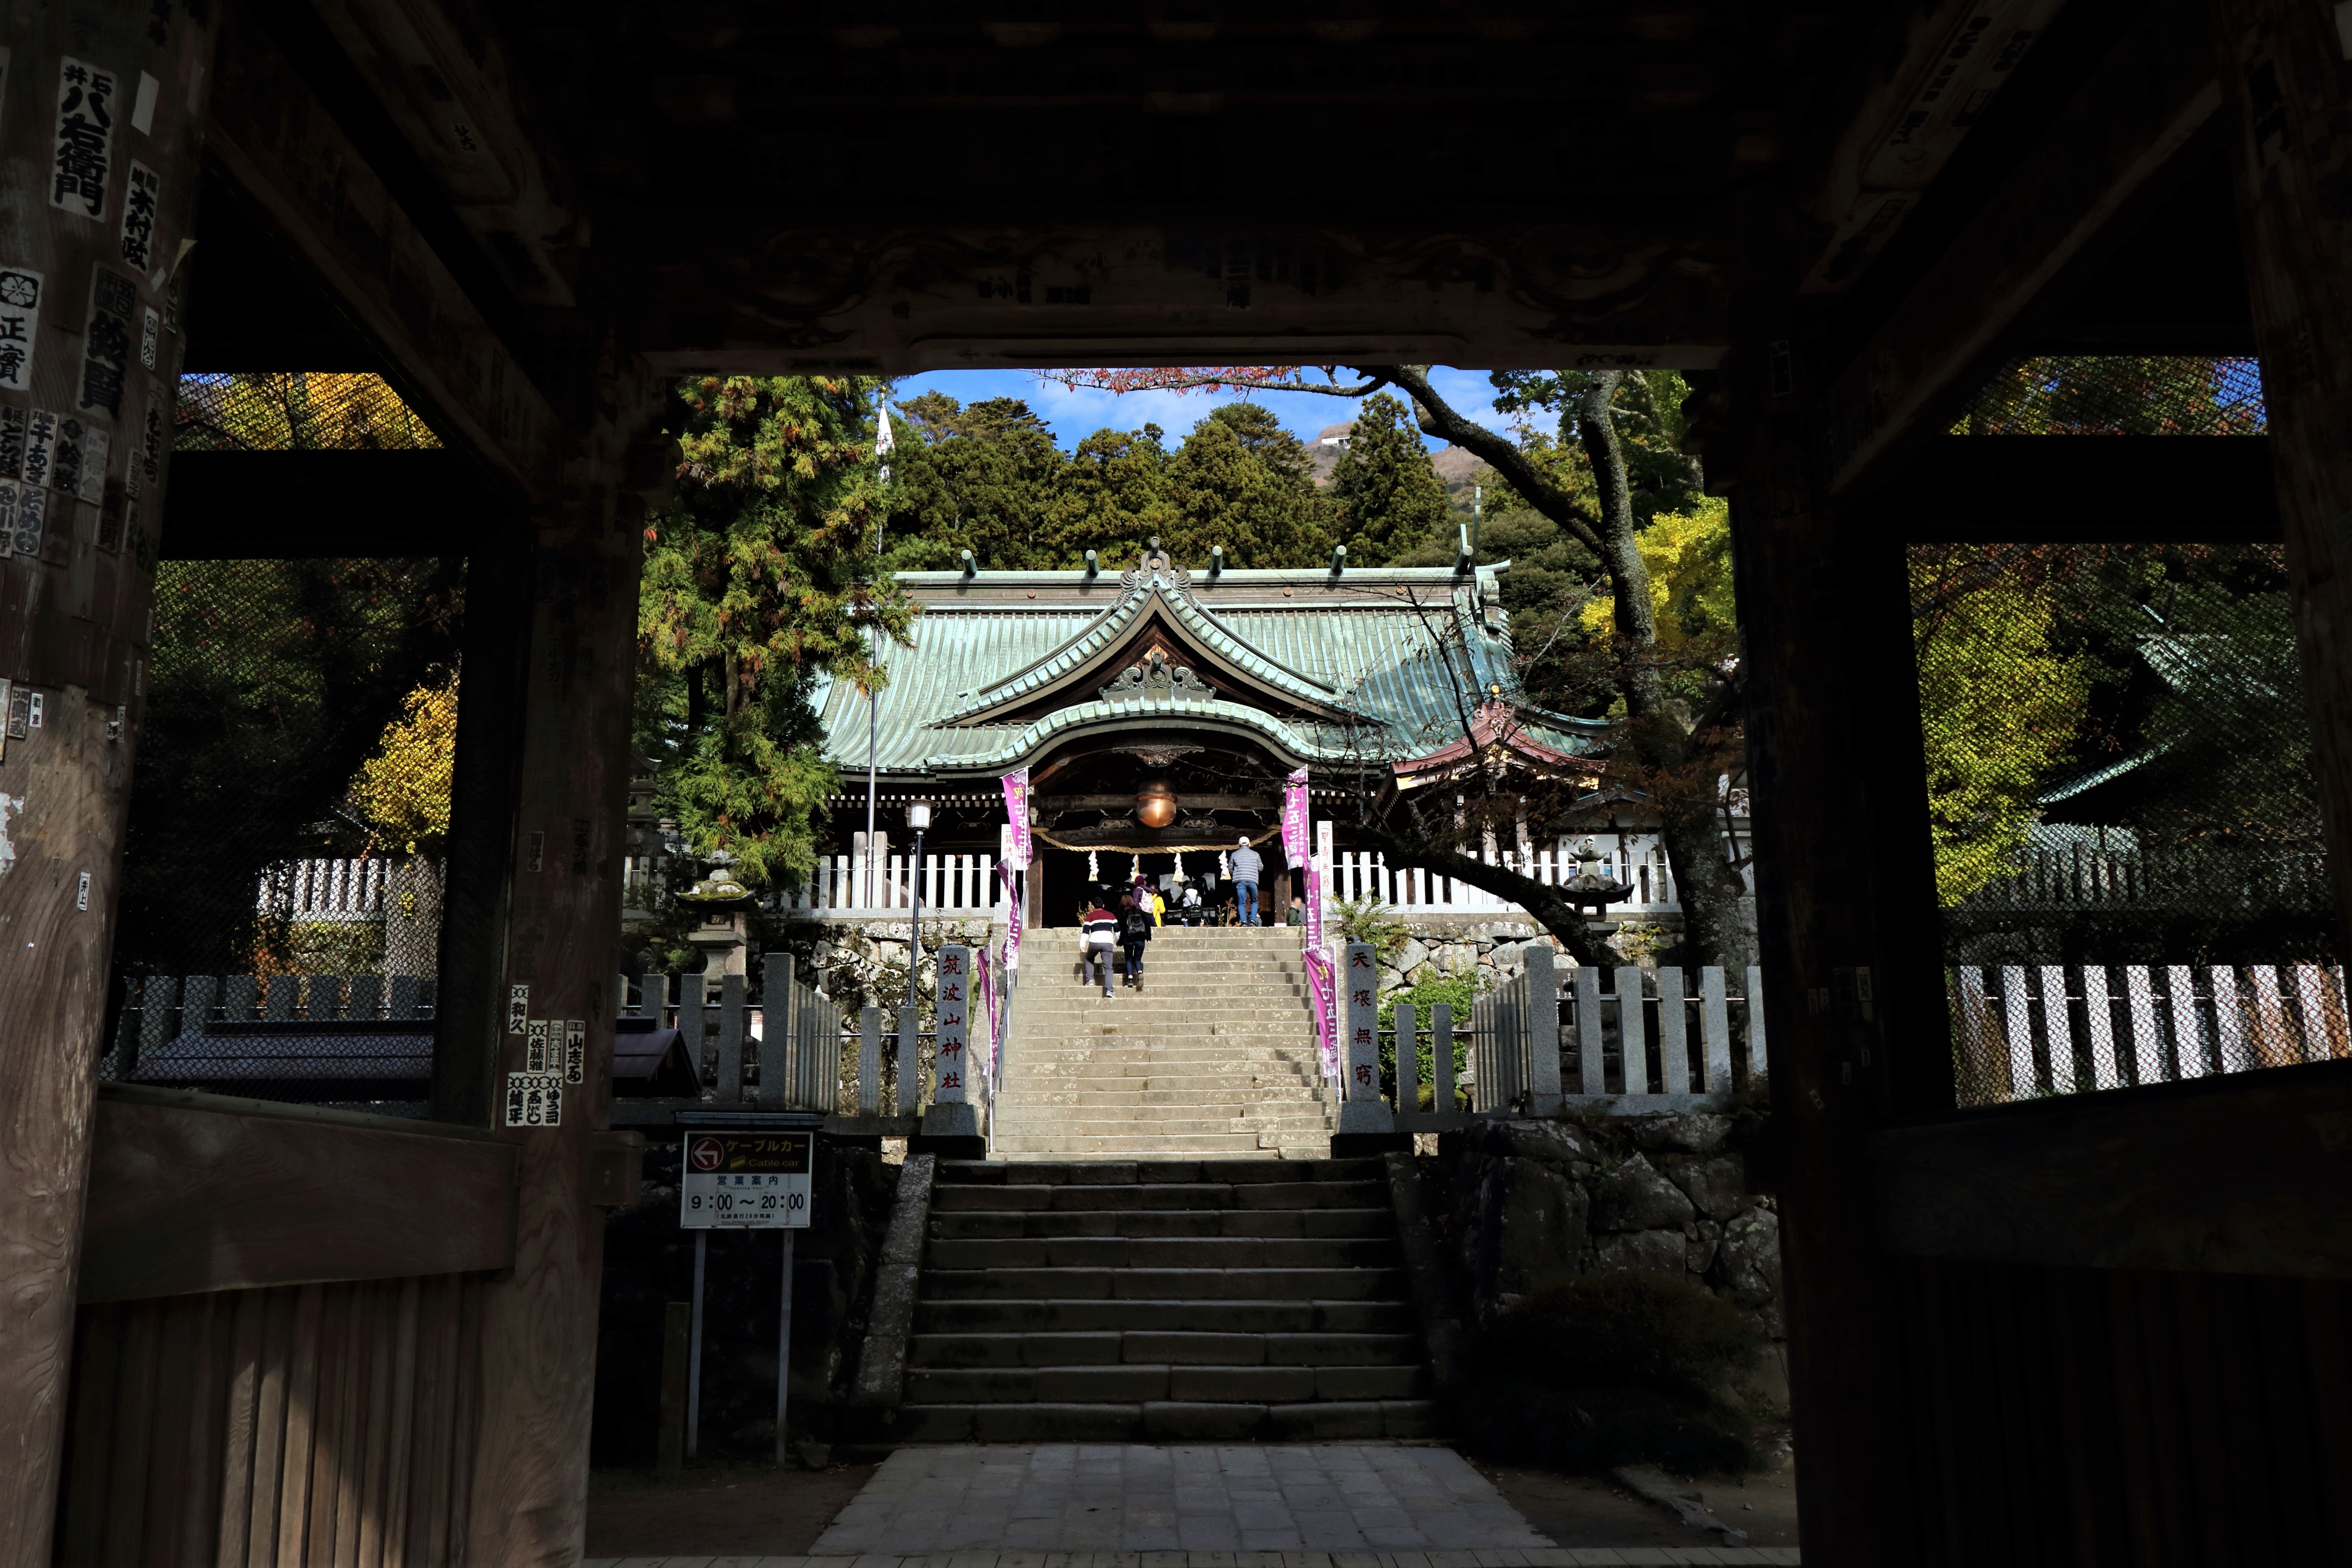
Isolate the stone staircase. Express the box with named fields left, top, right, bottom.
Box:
left=900, top=1158, right=1437, bottom=1441
left=991, top=926, right=1335, bottom=1160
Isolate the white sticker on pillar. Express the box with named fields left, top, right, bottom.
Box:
left=0, top=482, right=16, bottom=557
left=138, top=306, right=159, bottom=370
left=21, top=411, right=54, bottom=489
left=75, top=872, right=89, bottom=910
left=564, top=1019, right=586, bottom=1084
left=129, top=71, right=158, bottom=135
left=138, top=383, right=165, bottom=491
left=526, top=1017, right=551, bottom=1072
left=0, top=791, right=21, bottom=878
left=503, top=1071, right=563, bottom=1127
left=12, top=486, right=43, bottom=557
left=78, top=267, right=136, bottom=420
left=27, top=693, right=43, bottom=728
left=118, top=161, right=159, bottom=272
left=51, top=417, right=84, bottom=498
left=934, top=943, right=970, bottom=1101
left=49, top=59, right=118, bottom=222
left=0, top=406, right=25, bottom=477
left=507, top=983, right=530, bottom=1034
left=0, top=267, right=42, bottom=393
left=5, top=686, right=27, bottom=737
left=81, top=426, right=109, bottom=505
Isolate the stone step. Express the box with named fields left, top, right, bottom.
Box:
left=912, top=1296, right=1416, bottom=1334
left=999, top=1084, right=1323, bottom=1102
left=924, top=1235, right=1399, bottom=1270
left=906, top=1329, right=1424, bottom=1368
left=981, top=1134, right=1290, bottom=1155
left=920, top=1265, right=1411, bottom=1301
left=901, top=1361, right=1426, bottom=1405
left=987, top=1120, right=1336, bottom=1141
left=933, top=1158, right=1380, bottom=1184
left=892, top=1398, right=1438, bottom=1443
left=928, top=1207, right=1393, bottom=1240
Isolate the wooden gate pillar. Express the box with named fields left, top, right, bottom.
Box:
left=456, top=356, right=659, bottom=1565
left=2206, top=0, right=2352, bottom=951
left=0, top=9, right=220, bottom=1561
left=1719, top=275, right=1948, bottom=1558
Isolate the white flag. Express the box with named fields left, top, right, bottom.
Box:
left=874, top=401, right=894, bottom=485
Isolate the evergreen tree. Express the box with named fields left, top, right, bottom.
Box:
left=636, top=375, right=915, bottom=888
left=1163, top=403, right=1331, bottom=565
left=882, top=393, right=1066, bottom=568
left=1328, top=391, right=1448, bottom=564
left=1048, top=424, right=1177, bottom=565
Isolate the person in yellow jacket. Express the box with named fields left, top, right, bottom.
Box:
left=1150, top=886, right=1167, bottom=927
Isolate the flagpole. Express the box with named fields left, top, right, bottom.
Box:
left=867, top=391, right=893, bottom=909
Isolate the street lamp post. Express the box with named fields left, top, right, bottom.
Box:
left=904, top=798, right=933, bottom=1010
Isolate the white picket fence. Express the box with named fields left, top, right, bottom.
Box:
left=1953, top=961, right=2351, bottom=1105
left=1327, top=839, right=1752, bottom=918
left=255, top=857, right=404, bottom=923
left=782, top=852, right=1001, bottom=915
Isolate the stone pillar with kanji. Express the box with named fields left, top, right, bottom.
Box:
left=918, top=942, right=984, bottom=1157
left=1332, top=940, right=1401, bottom=1155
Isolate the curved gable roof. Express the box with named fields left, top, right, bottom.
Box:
left=935, top=550, right=1349, bottom=725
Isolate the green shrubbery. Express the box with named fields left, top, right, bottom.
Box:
left=1454, top=1270, right=1763, bottom=1474
left=1377, top=973, right=1477, bottom=1108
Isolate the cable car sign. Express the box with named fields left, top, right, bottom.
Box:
left=679, top=1132, right=812, bottom=1229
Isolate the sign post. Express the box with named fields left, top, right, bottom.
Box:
left=916, top=943, right=985, bottom=1156
left=1333, top=940, right=1400, bottom=1155
left=678, top=1124, right=814, bottom=1465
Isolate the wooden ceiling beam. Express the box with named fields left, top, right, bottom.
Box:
left=1816, top=0, right=2219, bottom=498
left=205, top=3, right=560, bottom=501
left=307, top=0, right=583, bottom=308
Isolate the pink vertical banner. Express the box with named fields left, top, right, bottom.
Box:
left=1304, top=948, right=1339, bottom=1080
left=1000, top=767, right=1031, bottom=970
left=1281, top=768, right=1316, bottom=943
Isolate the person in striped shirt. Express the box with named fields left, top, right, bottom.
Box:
left=1081, top=898, right=1119, bottom=997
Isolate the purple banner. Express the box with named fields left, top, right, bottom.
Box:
left=1304, top=947, right=1338, bottom=1080
left=1001, top=767, right=1032, bottom=868
left=999, top=859, right=1022, bottom=971
left=1282, top=768, right=1319, bottom=948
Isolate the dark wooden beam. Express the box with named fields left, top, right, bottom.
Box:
left=1885, top=435, right=2281, bottom=541
left=1872, top=1059, right=2352, bottom=1276
left=158, top=449, right=519, bottom=559
left=78, top=1086, right=517, bottom=1303
left=308, top=0, right=582, bottom=309
left=203, top=4, right=559, bottom=501
left=1819, top=0, right=2221, bottom=496
left=2208, top=0, right=2352, bottom=959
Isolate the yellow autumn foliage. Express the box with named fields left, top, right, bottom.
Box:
left=350, top=677, right=458, bottom=853
left=1577, top=496, right=1736, bottom=657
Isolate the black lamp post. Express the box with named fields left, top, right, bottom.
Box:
left=904, top=798, right=933, bottom=1009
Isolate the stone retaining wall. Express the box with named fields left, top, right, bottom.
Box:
left=1427, top=1111, right=1786, bottom=1402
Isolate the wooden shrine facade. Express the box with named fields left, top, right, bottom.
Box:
left=0, top=0, right=2348, bottom=1564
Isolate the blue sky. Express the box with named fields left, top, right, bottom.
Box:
left=883, top=366, right=1525, bottom=454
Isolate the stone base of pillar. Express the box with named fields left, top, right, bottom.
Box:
left=1332, top=1100, right=1405, bottom=1159
left=913, top=1101, right=985, bottom=1160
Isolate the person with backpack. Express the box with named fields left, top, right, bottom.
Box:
left=1229, top=836, right=1265, bottom=926
left=1177, top=881, right=1204, bottom=926
left=1118, top=892, right=1154, bottom=989
left=1081, top=897, right=1120, bottom=997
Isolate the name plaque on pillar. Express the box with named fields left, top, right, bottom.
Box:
left=934, top=943, right=970, bottom=1101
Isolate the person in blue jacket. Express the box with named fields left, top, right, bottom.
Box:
left=1229, top=836, right=1265, bottom=926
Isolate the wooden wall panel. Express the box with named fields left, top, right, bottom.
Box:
left=55, top=1275, right=488, bottom=1568
left=1889, top=1258, right=2352, bottom=1565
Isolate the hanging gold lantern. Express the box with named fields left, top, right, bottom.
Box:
left=1136, top=777, right=1178, bottom=829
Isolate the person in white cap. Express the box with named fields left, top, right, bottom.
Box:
left=1228, top=835, right=1265, bottom=926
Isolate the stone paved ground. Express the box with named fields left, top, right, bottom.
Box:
left=810, top=1446, right=1545, bottom=1555
left=583, top=1549, right=1804, bottom=1566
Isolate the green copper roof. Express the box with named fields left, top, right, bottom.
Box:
left=816, top=561, right=1605, bottom=779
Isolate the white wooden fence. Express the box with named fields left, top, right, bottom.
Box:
left=108, top=971, right=437, bottom=1082
left=1952, top=961, right=2351, bottom=1105
left=254, top=857, right=400, bottom=923
left=1327, top=839, right=1753, bottom=918
left=780, top=852, right=1001, bottom=916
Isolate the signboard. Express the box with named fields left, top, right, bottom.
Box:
left=1344, top=941, right=1380, bottom=1101
left=1000, top=767, right=1031, bottom=868
left=680, top=1132, right=812, bottom=1230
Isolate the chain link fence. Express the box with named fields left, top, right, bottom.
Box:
left=173, top=371, right=441, bottom=451
left=104, top=373, right=466, bottom=1109
left=1913, top=536, right=2342, bottom=1105
left=1954, top=356, right=2265, bottom=436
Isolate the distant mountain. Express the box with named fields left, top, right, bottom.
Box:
left=1305, top=419, right=1490, bottom=494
